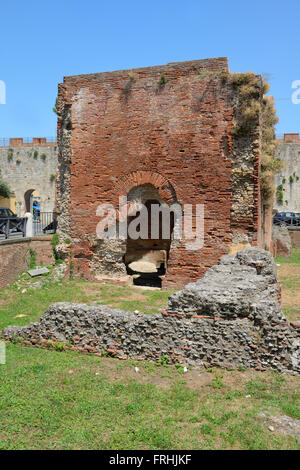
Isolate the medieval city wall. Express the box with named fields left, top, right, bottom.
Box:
left=0, top=139, right=57, bottom=216
left=274, top=134, right=300, bottom=212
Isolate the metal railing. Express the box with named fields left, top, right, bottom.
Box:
left=32, top=212, right=57, bottom=236
left=0, top=218, right=27, bottom=240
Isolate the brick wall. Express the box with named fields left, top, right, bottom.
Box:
left=0, top=236, right=54, bottom=288
left=56, top=58, right=262, bottom=287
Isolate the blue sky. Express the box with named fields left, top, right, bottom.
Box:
left=0, top=0, right=299, bottom=138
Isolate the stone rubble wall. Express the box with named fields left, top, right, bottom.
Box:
left=2, top=302, right=299, bottom=374
left=2, top=248, right=300, bottom=374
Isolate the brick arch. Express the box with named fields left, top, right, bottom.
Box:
left=114, top=170, right=177, bottom=204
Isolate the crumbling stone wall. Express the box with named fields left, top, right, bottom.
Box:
left=56, top=58, right=263, bottom=287
left=3, top=248, right=299, bottom=374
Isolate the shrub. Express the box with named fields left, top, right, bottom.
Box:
left=128, top=71, right=136, bottom=81
left=7, top=149, right=13, bottom=161
left=50, top=174, right=56, bottom=182
left=276, top=189, right=283, bottom=204
left=40, top=153, right=47, bottom=161
left=33, top=151, right=38, bottom=159
left=69, top=260, right=74, bottom=280
left=51, top=233, right=60, bottom=262
left=0, top=180, right=11, bottom=198
left=158, top=74, right=167, bottom=87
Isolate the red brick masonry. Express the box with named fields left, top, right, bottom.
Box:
left=0, top=236, right=54, bottom=288
left=56, top=57, right=262, bottom=287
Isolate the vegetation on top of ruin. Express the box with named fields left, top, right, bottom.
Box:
left=230, top=72, right=262, bottom=137
left=128, top=70, right=136, bottom=81
left=261, top=93, right=282, bottom=207
left=225, top=72, right=281, bottom=208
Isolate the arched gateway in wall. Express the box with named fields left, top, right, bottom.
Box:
left=115, top=172, right=179, bottom=287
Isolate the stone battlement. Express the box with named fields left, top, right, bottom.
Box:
left=277, top=133, right=300, bottom=143
left=0, top=137, right=56, bottom=147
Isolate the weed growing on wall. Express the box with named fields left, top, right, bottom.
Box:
left=29, top=249, right=36, bottom=269
left=7, top=149, right=13, bottom=162
left=260, top=89, right=282, bottom=208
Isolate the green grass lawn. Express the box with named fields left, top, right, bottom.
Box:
left=0, top=257, right=299, bottom=450
left=0, top=343, right=299, bottom=450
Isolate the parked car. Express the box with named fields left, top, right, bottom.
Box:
left=0, top=207, right=18, bottom=219
left=273, top=211, right=300, bottom=227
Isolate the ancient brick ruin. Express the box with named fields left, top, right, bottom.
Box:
left=56, top=57, right=263, bottom=287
